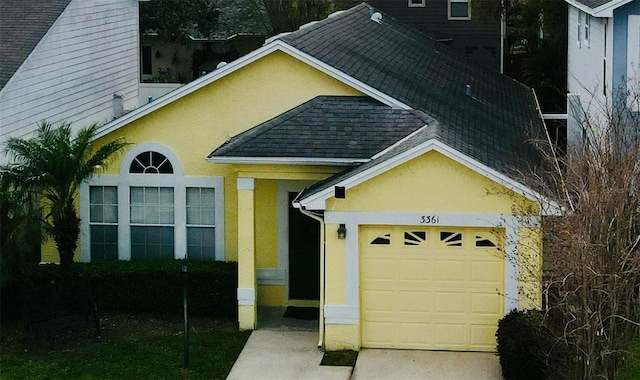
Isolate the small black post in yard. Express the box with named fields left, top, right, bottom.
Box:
left=182, top=257, right=189, bottom=369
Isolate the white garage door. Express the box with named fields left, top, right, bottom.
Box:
left=360, top=226, right=504, bottom=351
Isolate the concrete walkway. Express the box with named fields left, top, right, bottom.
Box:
left=226, top=330, right=352, bottom=380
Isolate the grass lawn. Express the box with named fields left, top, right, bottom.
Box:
left=619, top=339, right=640, bottom=380
left=1, top=312, right=250, bottom=380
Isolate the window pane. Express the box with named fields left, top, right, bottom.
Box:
left=451, top=2, right=469, bottom=18
left=90, top=187, right=103, bottom=204
left=90, top=205, right=103, bottom=223
left=186, top=188, right=200, bottom=206
left=131, top=226, right=174, bottom=260
left=201, top=207, right=215, bottom=225
left=186, top=187, right=215, bottom=226
left=90, top=225, right=118, bottom=262
left=201, top=188, right=214, bottom=205
left=104, top=205, right=118, bottom=223
left=130, top=187, right=144, bottom=204
left=187, top=207, right=200, bottom=225
left=103, top=186, right=117, bottom=204
left=187, top=227, right=215, bottom=261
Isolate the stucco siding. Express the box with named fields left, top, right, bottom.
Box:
left=0, top=0, right=139, bottom=151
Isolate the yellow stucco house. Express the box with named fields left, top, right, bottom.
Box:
left=71, top=4, right=557, bottom=352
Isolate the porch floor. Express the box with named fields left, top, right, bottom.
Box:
left=257, top=306, right=319, bottom=331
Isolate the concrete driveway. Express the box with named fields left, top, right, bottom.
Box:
left=227, top=331, right=503, bottom=380
left=352, top=348, right=503, bottom=380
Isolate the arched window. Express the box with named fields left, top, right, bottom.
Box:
left=129, top=151, right=174, bottom=174
left=83, top=143, right=223, bottom=263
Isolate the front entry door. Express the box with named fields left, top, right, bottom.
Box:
left=288, top=192, right=320, bottom=300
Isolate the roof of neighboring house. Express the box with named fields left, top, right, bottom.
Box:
left=208, top=96, right=434, bottom=163
left=566, top=0, right=635, bottom=15
left=189, top=0, right=271, bottom=40
left=0, top=0, right=72, bottom=90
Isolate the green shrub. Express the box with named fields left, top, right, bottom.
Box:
left=496, top=309, right=558, bottom=380
left=1, top=260, right=238, bottom=320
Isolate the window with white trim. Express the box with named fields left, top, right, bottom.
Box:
left=584, top=14, right=590, bottom=47
left=81, top=144, right=225, bottom=263
left=89, top=186, right=118, bottom=262
left=186, top=187, right=216, bottom=260
left=408, top=0, right=425, bottom=7
left=448, top=0, right=470, bottom=20
left=130, top=186, right=175, bottom=260
left=577, top=11, right=582, bottom=47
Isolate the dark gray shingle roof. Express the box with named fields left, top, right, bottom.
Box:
left=0, top=0, right=72, bottom=90
left=569, top=0, right=616, bottom=9
left=277, top=4, right=544, bottom=177
left=209, top=96, right=433, bottom=160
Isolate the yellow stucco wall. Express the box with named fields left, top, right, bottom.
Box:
left=41, top=50, right=363, bottom=262
left=321, top=150, right=543, bottom=350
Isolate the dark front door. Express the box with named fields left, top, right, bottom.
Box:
left=288, top=192, right=320, bottom=300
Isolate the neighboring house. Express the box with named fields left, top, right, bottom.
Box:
left=369, top=0, right=503, bottom=71
left=68, top=4, right=555, bottom=352
left=566, top=0, right=640, bottom=144
left=140, top=0, right=270, bottom=84
left=0, top=0, right=141, bottom=164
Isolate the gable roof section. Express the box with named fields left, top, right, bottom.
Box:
left=566, top=0, right=634, bottom=16
left=0, top=0, right=72, bottom=90
left=207, top=96, right=434, bottom=165
left=278, top=4, right=544, bottom=179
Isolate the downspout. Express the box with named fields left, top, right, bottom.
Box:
left=298, top=207, right=326, bottom=348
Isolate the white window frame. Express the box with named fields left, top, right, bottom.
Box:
left=584, top=14, right=591, bottom=48
left=448, top=0, right=471, bottom=20
left=408, top=0, right=425, bottom=7
left=577, top=11, right=582, bottom=48
left=80, top=142, right=225, bottom=262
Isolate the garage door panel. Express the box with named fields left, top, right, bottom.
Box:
left=434, top=260, right=467, bottom=282
left=435, top=323, right=466, bottom=347
left=435, top=292, right=467, bottom=314
left=399, top=291, right=433, bottom=312
left=361, top=226, right=504, bottom=351
left=471, top=293, right=502, bottom=315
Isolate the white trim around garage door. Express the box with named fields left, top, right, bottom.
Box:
left=323, top=211, right=538, bottom=325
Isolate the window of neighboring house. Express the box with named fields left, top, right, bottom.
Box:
left=141, top=45, right=152, bottom=81
left=577, top=11, right=582, bottom=47
left=186, top=187, right=216, bottom=260
left=408, top=0, right=425, bottom=6
left=449, top=0, right=471, bottom=20
left=130, top=186, right=175, bottom=260
left=89, top=186, right=118, bottom=262
left=585, top=14, right=591, bottom=47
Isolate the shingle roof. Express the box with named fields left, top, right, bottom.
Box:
left=208, top=96, right=434, bottom=160
left=0, top=0, right=72, bottom=90
left=277, top=4, right=544, bottom=177
left=569, top=0, right=616, bottom=8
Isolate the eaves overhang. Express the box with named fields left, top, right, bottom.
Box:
left=294, top=139, right=561, bottom=216
left=94, top=39, right=411, bottom=141
left=205, top=156, right=368, bottom=166
left=566, top=0, right=634, bottom=17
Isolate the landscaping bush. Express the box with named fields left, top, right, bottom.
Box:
left=1, top=260, right=238, bottom=320
left=496, top=309, right=563, bottom=380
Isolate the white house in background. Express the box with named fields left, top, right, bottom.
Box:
left=0, top=0, right=142, bottom=163
left=566, top=0, right=640, bottom=145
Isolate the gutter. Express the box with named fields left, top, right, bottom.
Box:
left=292, top=194, right=326, bottom=349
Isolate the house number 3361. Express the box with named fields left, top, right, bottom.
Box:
left=420, top=215, right=440, bottom=224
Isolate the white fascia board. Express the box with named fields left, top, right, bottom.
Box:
left=300, top=139, right=561, bottom=215
left=94, top=40, right=410, bottom=140
left=205, top=156, right=368, bottom=165
left=566, top=0, right=631, bottom=17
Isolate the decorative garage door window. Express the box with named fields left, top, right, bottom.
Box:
left=89, top=186, right=118, bottom=261
left=186, top=187, right=216, bottom=260
left=475, top=233, right=497, bottom=247
left=440, top=231, right=463, bottom=246
left=370, top=233, right=391, bottom=245
left=129, top=151, right=174, bottom=174
left=404, top=231, right=427, bottom=246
